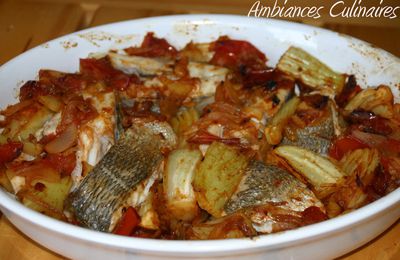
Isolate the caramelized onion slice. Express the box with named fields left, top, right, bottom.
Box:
left=264, top=96, right=300, bottom=145
left=1, top=100, right=33, bottom=117
left=44, top=124, right=77, bottom=154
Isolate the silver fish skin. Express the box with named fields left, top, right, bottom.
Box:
left=281, top=110, right=334, bottom=155
left=65, top=124, right=165, bottom=232
left=224, top=160, right=323, bottom=215
left=140, top=120, right=177, bottom=148
left=188, top=159, right=325, bottom=238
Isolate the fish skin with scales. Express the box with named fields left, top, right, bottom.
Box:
left=281, top=111, right=335, bottom=155
left=224, top=160, right=323, bottom=215
left=65, top=124, right=164, bottom=232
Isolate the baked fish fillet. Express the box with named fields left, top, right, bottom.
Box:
left=65, top=124, right=165, bottom=232
left=187, top=160, right=324, bottom=237
left=281, top=110, right=335, bottom=155
left=224, top=160, right=323, bottom=215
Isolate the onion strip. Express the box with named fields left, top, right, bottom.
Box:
left=44, top=124, right=77, bottom=154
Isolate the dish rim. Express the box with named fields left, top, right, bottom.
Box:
left=1, top=186, right=398, bottom=253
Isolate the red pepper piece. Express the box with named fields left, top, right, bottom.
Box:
left=187, top=131, right=241, bottom=146
left=302, top=206, right=328, bottom=225
left=335, top=75, right=362, bottom=107
left=113, top=207, right=140, bottom=236
left=124, top=32, right=177, bottom=58
left=80, top=57, right=139, bottom=91
left=347, top=110, right=392, bottom=135
left=381, top=138, right=400, bottom=155
left=44, top=153, right=77, bottom=176
left=328, top=136, right=369, bottom=160
left=0, top=141, right=23, bottom=164
left=210, top=36, right=267, bottom=71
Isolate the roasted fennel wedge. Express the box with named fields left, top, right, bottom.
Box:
left=344, top=85, right=394, bottom=119
left=326, top=148, right=380, bottom=217
left=164, top=149, right=202, bottom=221
left=277, top=47, right=346, bottom=93
left=193, top=142, right=248, bottom=218
left=274, top=145, right=345, bottom=198
left=264, top=96, right=300, bottom=145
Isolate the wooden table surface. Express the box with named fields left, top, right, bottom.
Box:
left=0, top=0, right=399, bottom=259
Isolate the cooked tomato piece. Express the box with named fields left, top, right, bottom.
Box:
left=58, top=97, right=97, bottom=133
left=241, top=69, right=275, bottom=88
left=381, top=138, right=400, bottom=155
left=80, top=57, right=139, bottom=90
left=38, top=70, right=68, bottom=92
left=19, top=80, right=62, bottom=100
left=302, top=95, right=329, bottom=109
left=80, top=57, right=115, bottom=81
left=19, top=81, right=40, bottom=101
left=381, top=156, right=400, bottom=178
left=132, top=227, right=161, bottom=239
left=240, top=69, right=295, bottom=92
left=335, top=75, right=362, bottom=107
left=124, top=32, right=178, bottom=58
left=301, top=206, right=328, bottom=225
left=44, top=153, right=76, bottom=176
left=202, top=102, right=244, bottom=125
left=61, top=74, right=86, bottom=92
left=0, top=100, right=34, bottom=117
left=329, top=136, right=369, bottom=160
left=187, top=130, right=241, bottom=145
left=366, top=166, right=391, bottom=200
left=347, top=110, right=392, bottom=135
left=159, top=95, right=183, bottom=120
left=39, top=70, right=66, bottom=83
left=20, top=71, right=88, bottom=101
left=122, top=100, right=166, bottom=125
left=210, top=36, right=267, bottom=71
left=215, top=83, right=242, bottom=105
left=40, top=71, right=86, bottom=93
left=380, top=157, right=394, bottom=177
left=39, top=70, right=87, bottom=93
left=0, top=141, right=23, bottom=164
left=113, top=207, right=140, bottom=236
left=371, top=156, right=400, bottom=196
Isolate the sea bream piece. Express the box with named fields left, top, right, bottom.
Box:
left=68, top=86, right=117, bottom=190
left=65, top=122, right=175, bottom=232
left=281, top=113, right=334, bottom=155
left=224, top=160, right=324, bottom=233
left=280, top=96, right=338, bottom=155
left=79, top=87, right=116, bottom=166
left=187, top=160, right=324, bottom=238
left=108, top=52, right=229, bottom=97
left=225, top=161, right=323, bottom=212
